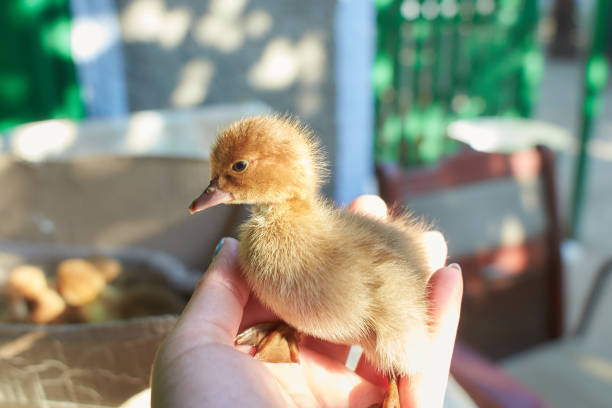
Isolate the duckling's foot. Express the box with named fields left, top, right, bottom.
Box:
left=368, top=376, right=400, bottom=408
left=235, top=322, right=300, bottom=363
left=235, top=322, right=278, bottom=346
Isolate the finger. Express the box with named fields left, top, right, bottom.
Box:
left=300, top=336, right=351, bottom=364
left=294, top=348, right=384, bottom=408
left=354, top=355, right=388, bottom=388
left=348, top=195, right=388, bottom=220
left=423, top=230, right=448, bottom=276
left=428, top=264, right=463, bottom=340
left=174, top=238, right=250, bottom=345
left=400, top=264, right=463, bottom=408
left=238, top=293, right=279, bottom=333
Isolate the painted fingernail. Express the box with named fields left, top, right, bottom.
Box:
left=213, top=238, right=225, bottom=259
left=448, top=263, right=461, bottom=272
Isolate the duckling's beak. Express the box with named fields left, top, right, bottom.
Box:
left=189, top=178, right=234, bottom=214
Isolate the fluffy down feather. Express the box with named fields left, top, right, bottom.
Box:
left=193, top=115, right=433, bottom=375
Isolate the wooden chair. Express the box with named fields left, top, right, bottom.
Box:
left=376, top=145, right=564, bottom=359
left=450, top=342, right=549, bottom=408
left=448, top=258, right=612, bottom=407
left=499, top=257, right=612, bottom=407
left=377, top=146, right=565, bottom=406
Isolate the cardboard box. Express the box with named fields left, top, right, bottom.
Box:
left=0, top=103, right=268, bottom=407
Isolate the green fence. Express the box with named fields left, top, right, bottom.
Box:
left=0, top=0, right=83, bottom=132
left=569, top=0, right=612, bottom=238
left=374, top=0, right=542, bottom=166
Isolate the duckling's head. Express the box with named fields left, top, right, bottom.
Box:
left=189, top=115, right=327, bottom=213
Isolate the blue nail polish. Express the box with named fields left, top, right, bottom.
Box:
left=213, top=238, right=225, bottom=258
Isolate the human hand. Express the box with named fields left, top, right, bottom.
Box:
left=151, top=195, right=463, bottom=408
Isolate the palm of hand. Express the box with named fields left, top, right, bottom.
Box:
left=153, top=278, right=387, bottom=408
left=151, top=196, right=462, bottom=408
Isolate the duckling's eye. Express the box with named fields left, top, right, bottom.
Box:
left=232, top=160, right=248, bottom=172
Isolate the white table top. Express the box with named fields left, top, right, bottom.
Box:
left=447, top=118, right=573, bottom=154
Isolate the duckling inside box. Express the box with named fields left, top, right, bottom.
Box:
left=0, top=242, right=200, bottom=325
left=0, top=241, right=203, bottom=407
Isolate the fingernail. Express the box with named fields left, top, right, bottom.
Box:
left=448, top=263, right=462, bottom=272
left=213, top=238, right=225, bottom=259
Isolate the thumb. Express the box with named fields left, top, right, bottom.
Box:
left=173, top=238, right=250, bottom=345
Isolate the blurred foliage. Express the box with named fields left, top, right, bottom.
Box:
left=0, top=0, right=83, bottom=132
left=374, top=0, right=542, bottom=166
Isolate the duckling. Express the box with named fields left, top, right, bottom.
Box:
left=56, top=259, right=106, bottom=307
left=189, top=115, right=434, bottom=407
left=88, top=255, right=122, bottom=283
left=31, top=288, right=67, bottom=324
left=8, top=265, right=66, bottom=323
left=8, top=265, right=48, bottom=300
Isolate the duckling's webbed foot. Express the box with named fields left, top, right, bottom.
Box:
left=382, top=376, right=400, bottom=408
left=235, top=322, right=300, bottom=363
left=368, top=375, right=400, bottom=408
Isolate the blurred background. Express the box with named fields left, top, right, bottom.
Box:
left=0, top=0, right=611, bottom=407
